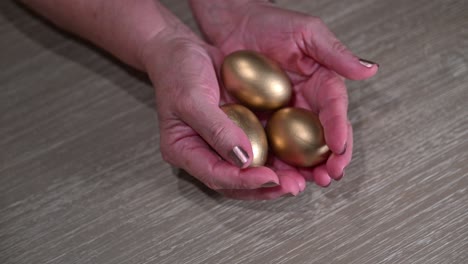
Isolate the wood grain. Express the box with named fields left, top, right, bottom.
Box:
left=1, top=0, right=467, bottom=263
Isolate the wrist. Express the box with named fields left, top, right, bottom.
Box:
left=85, top=0, right=195, bottom=71
left=139, top=24, right=205, bottom=81
left=189, top=0, right=271, bottom=45
left=136, top=2, right=201, bottom=72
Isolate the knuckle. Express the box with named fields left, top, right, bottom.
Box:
left=322, top=113, right=342, bottom=126
left=234, top=180, right=250, bottom=190
left=159, top=133, right=184, bottom=167
left=231, top=172, right=250, bottom=189
left=209, top=123, right=229, bottom=151
left=309, top=16, right=324, bottom=26
left=297, top=17, right=323, bottom=55
left=331, top=39, right=349, bottom=54
left=202, top=176, right=222, bottom=190
left=323, top=74, right=346, bottom=91
left=319, top=55, right=331, bottom=66
left=199, top=160, right=224, bottom=190
left=229, top=173, right=252, bottom=190
left=323, top=92, right=348, bottom=114
left=175, top=94, right=217, bottom=121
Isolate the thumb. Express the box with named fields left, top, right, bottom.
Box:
left=179, top=101, right=255, bottom=168
left=302, top=18, right=379, bottom=80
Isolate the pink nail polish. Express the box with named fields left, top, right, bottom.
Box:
left=231, top=146, right=249, bottom=168
left=359, top=58, right=378, bottom=68
left=261, top=181, right=280, bottom=188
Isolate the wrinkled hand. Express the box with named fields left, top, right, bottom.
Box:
left=191, top=1, right=379, bottom=197
left=141, top=29, right=305, bottom=199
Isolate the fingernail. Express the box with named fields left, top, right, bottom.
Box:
left=296, top=179, right=306, bottom=192
left=339, top=142, right=347, bottom=155
left=261, top=181, right=280, bottom=188
left=359, top=58, right=379, bottom=68
left=335, top=171, right=345, bottom=181
left=230, top=146, right=249, bottom=168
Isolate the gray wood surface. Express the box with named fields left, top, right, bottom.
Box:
left=1, top=0, right=467, bottom=263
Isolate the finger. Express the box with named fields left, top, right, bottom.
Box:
left=299, top=165, right=331, bottom=187
left=275, top=169, right=306, bottom=194
left=302, top=68, right=348, bottom=154
left=302, top=17, right=379, bottom=80
left=168, top=135, right=279, bottom=189
left=312, top=165, right=332, bottom=187
left=178, top=98, right=255, bottom=169
left=269, top=157, right=307, bottom=193
left=299, top=167, right=315, bottom=182
left=326, top=122, right=353, bottom=180
left=218, top=170, right=305, bottom=200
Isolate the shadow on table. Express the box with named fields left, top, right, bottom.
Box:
left=173, top=98, right=372, bottom=236
left=175, top=160, right=369, bottom=240
left=176, top=147, right=369, bottom=204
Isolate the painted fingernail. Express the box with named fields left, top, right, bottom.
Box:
left=230, top=146, right=249, bottom=168
left=339, top=142, right=347, bottom=155
left=359, top=58, right=379, bottom=68
left=261, top=181, right=280, bottom=188
left=335, top=171, right=345, bottom=181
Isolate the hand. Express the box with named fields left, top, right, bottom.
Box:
left=191, top=1, right=379, bottom=194
left=141, top=29, right=305, bottom=199
left=21, top=0, right=304, bottom=199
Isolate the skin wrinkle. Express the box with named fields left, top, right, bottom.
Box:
left=301, top=21, right=320, bottom=59
left=210, top=160, right=238, bottom=190
left=298, top=30, right=322, bottom=75
left=298, top=69, right=322, bottom=114
left=228, top=11, right=256, bottom=52
left=204, top=3, right=235, bottom=44
left=331, top=39, right=350, bottom=58
left=232, top=1, right=271, bottom=48
left=207, top=123, right=230, bottom=154
left=319, top=76, right=348, bottom=110
left=161, top=125, right=193, bottom=160
left=320, top=102, right=348, bottom=130
left=177, top=138, right=222, bottom=188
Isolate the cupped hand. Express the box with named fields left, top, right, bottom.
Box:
left=141, top=29, right=304, bottom=199
left=193, top=2, right=379, bottom=196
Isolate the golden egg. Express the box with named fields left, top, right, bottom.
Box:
left=266, top=108, right=330, bottom=167
left=221, top=50, right=292, bottom=111
left=221, top=104, right=268, bottom=166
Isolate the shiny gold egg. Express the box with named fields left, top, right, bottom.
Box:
left=266, top=108, right=330, bottom=167
left=221, top=104, right=268, bottom=166
left=222, top=50, right=292, bottom=111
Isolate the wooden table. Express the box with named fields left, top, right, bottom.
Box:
left=1, top=0, right=467, bottom=263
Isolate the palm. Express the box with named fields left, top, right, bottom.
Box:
left=150, top=39, right=287, bottom=195
left=216, top=6, right=352, bottom=185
